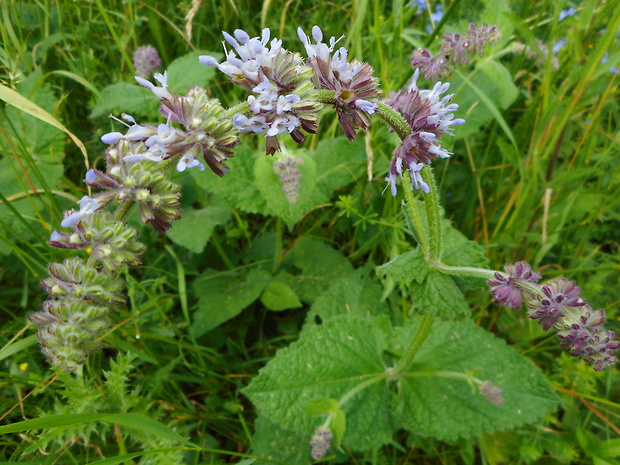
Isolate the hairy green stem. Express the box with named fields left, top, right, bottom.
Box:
left=401, top=174, right=430, bottom=258
left=434, top=263, right=497, bottom=280
left=421, top=167, right=442, bottom=264
left=224, top=101, right=250, bottom=118
left=337, top=374, right=388, bottom=408
left=393, top=313, right=434, bottom=375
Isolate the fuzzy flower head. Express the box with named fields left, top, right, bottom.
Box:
left=133, top=45, right=162, bottom=78
left=524, top=278, right=619, bottom=371
left=487, top=261, right=541, bottom=309
left=384, top=69, right=464, bottom=195
left=273, top=152, right=303, bottom=204
left=526, top=278, right=586, bottom=330
left=309, top=427, right=333, bottom=461
left=298, top=26, right=382, bottom=140
left=202, top=29, right=321, bottom=155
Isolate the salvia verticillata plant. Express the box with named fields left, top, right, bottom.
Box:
left=26, top=22, right=617, bottom=462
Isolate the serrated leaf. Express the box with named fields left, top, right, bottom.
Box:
left=313, top=137, right=366, bottom=194
left=166, top=204, right=231, bottom=253
left=305, top=266, right=385, bottom=330
left=392, top=317, right=559, bottom=441
left=410, top=270, right=470, bottom=319
left=192, top=268, right=272, bottom=337
left=250, top=415, right=312, bottom=465
left=281, top=237, right=353, bottom=303
left=91, top=82, right=159, bottom=119
left=376, top=249, right=429, bottom=284
left=167, top=50, right=221, bottom=94
left=254, top=152, right=324, bottom=228
left=193, top=145, right=266, bottom=214
left=260, top=281, right=302, bottom=311
left=244, top=315, right=394, bottom=451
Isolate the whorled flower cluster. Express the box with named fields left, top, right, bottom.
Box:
left=309, top=426, right=333, bottom=461
left=478, top=380, right=504, bottom=407
left=30, top=257, right=125, bottom=371
left=30, top=136, right=185, bottom=370
left=201, top=29, right=321, bottom=155
left=412, top=22, right=500, bottom=80
left=273, top=154, right=303, bottom=204
left=298, top=26, right=382, bottom=141
left=488, top=262, right=619, bottom=371
left=105, top=73, right=239, bottom=176
left=383, top=69, right=465, bottom=195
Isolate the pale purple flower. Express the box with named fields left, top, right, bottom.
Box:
left=135, top=71, right=172, bottom=100
left=309, top=427, right=333, bottom=461
left=487, top=261, right=541, bottom=309
left=298, top=26, right=381, bottom=140
left=384, top=69, right=464, bottom=195
left=526, top=278, right=586, bottom=330
left=479, top=380, right=504, bottom=407
left=60, top=196, right=105, bottom=230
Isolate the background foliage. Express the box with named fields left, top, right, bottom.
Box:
left=1, top=0, right=619, bottom=464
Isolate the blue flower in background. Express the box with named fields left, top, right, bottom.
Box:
left=558, top=7, right=576, bottom=22
left=601, top=52, right=620, bottom=74
left=553, top=37, right=567, bottom=54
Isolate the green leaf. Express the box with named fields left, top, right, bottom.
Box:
left=280, top=237, right=353, bottom=303
left=409, top=269, right=471, bottom=319
left=305, top=265, right=385, bottom=329
left=260, top=281, right=302, bottom=311
left=166, top=204, right=231, bottom=253
left=167, top=50, right=221, bottom=94
left=331, top=408, right=346, bottom=449
left=192, top=268, right=272, bottom=337
left=376, top=249, right=429, bottom=284
left=392, top=317, right=560, bottom=441
left=90, top=82, right=159, bottom=119
left=244, top=315, right=394, bottom=451
left=303, top=397, right=339, bottom=416
left=313, top=137, right=366, bottom=195
left=250, top=415, right=312, bottom=465
left=193, top=145, right=266, bottom=214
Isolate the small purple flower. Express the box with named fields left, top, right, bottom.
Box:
left=487, top=261, right=541, bottom=309
left=309, top=427, right=333, bottom=461
left=412, top=23, right=500, bottom=80
left=526, top=278, right=586, bottom=330
left=478, top=380, right=504, bottom=407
